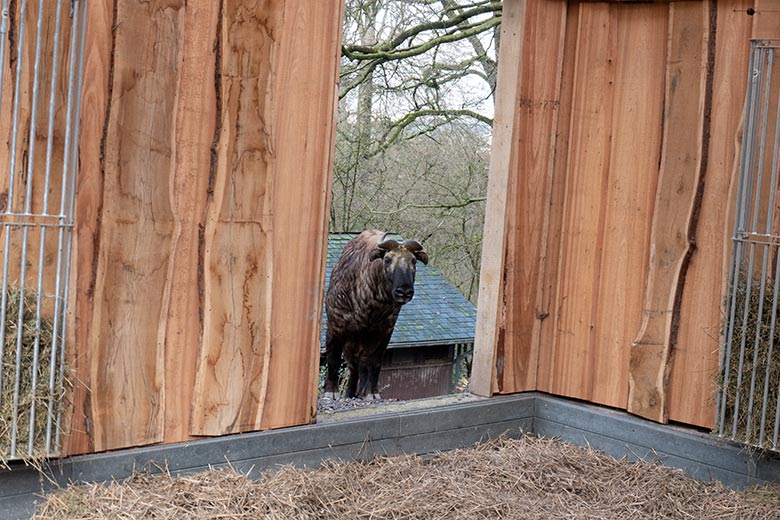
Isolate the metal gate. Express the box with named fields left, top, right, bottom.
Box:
left=717, top=39, right=780, bottom=452
left=0, top=0, right=87, bottom=461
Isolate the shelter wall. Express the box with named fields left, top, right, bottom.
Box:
left=61, top=0, right=344, bottom=455
left=473, top=0, right=780, bottom=428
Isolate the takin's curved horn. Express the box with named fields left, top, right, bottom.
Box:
left=377, top=234, right=400, bottom=250
left=402, top=239, right=423, bottom=252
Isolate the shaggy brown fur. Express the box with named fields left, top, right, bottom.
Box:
left=323, top=230, right=428, bottom=399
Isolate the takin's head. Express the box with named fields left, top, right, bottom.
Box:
left=369, top=233, right=429, bottom=304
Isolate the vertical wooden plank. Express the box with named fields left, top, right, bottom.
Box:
left=190, top=0, right=344, bottom=434
left=594, top=4, right=667, bottom=408
left=497, top=0, right=568, bottom=394
left=536, top=1, right=580, bottom=393
left=190, top=0, right=282, bottom=436
left=628, top=1, right=712, bottom=423
left=471, top=0, right=528, bottom=397
left=162, top=2, right=219, bottom=444
left=547, top=2, right=616, bottom=401
left=85, top=1, right=184, bottom=451
left=65, top=0, right=113, bottom=458
left=544, top=3, right=667, bottom=409
left=260, top=0, right=345, bottom=429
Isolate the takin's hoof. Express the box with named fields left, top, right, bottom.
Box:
left=321, top=391, right=339, bottom=400
left=363, top=392, right=381, bottom=401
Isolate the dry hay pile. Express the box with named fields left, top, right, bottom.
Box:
left=33, top=436, right=780, bottom=520
left=719, top=271, right=780, bottom=448
left=1, top=286, right=65, bottom=464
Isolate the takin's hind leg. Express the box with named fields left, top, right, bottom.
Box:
left=364, top=362, right=382, bottom=401
left=343, top=362, right=359, bottom=398
left=356, top=363, right=372, bottom=398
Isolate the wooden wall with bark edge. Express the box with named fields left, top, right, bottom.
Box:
left=473, top=0, right=778, bottom=429
left=64, top=0, right=343, bottom=456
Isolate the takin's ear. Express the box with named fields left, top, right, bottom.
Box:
left=414, top=251, right=429, bottom=265
left=369, top=248, right=386, bottom=261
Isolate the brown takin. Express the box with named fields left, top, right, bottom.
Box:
left=323, top=230, right=428, bottom=400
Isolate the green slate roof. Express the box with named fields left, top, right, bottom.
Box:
left=321, top=233, right=477, bottom=350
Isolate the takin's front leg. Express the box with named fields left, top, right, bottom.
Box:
left=323, top=335, right=345, bottom=399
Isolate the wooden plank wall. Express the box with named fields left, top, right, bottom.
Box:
left=64, top=0, right=343, bottom=455
left=474, top=0, right=780, bottom=428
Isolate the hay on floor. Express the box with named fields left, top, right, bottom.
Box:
left=33, top=436, right=780, bottom=520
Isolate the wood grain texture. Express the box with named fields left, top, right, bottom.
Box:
left=163, top=1, right=219, bottom=444
left=471, top=0, right=527, bottom=397
left=628, top=0, right=711, bottom=423
left=65, top=0, right=343, bottom=453
left=497, top=0, right=568, bottom=394
left=86, top=0, right=184, bottom=451
left=260, top=0, right=345, bottom=429
left=669, top=0, right=754, bottom=429
left=594, top=3, right=666, bottom=409
left=542, top=3, right=667, bottom=409
left=548, top=2, right=617, bottom=403
left=65, top=0, right=113, bottom=458
left=536, top=0, right=580, bottom=394
left=189, top=0, right=281, bottom=436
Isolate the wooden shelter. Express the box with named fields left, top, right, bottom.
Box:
left=473, top=0, right=780, bottom=430
left=1, top=0, right=779, bottom=460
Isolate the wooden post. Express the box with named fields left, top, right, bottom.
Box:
left=471, top=0, right=528, bottom=397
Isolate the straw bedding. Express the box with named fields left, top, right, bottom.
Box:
left=32, top=435, right=779, bottom=519
left=1, top=286, right=65, bottom=464
left=719, top=272, right=780, bottom=449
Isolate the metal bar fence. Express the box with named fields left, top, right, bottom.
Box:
left=717, top=39, right=780, bottom=453
left=0, top=0, right=87, bottom=462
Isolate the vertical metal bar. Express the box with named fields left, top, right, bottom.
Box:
left=750, top=50, right=773, bottom=235
left=45, top=0, right=81, bottom=452
left=22, top=0, right=49, bottom=457
left=745, top=244, right=770, bottom=444
left=744, top=50, right=776, bottom=443
left=9, top=226, right=31, bottom=458
left=731, top=47, right=767, bottom=439
left=35, top=0, right=64, bottom=456
left=757, top=49, right=780, bottom=448
left=42, top=0, right=65, bottom=215
left=718, top=41, right=760, bottom=436
left=0, top=0, right=19, bottom=425
left=0, top=229, right=10, bottom=408
left=54, top=0, right=87, bottom=454
left=6, top=0, right=32, bottom=461
left=23, top=0, right=46, bottom=214
left=57, top=0, right=80, bottom=218
left=732, top=240, right=758, bottom=438
left=759, top=245, right=780, bottom=447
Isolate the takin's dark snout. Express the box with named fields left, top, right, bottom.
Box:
left=323, top=230, right=428, bottom=400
